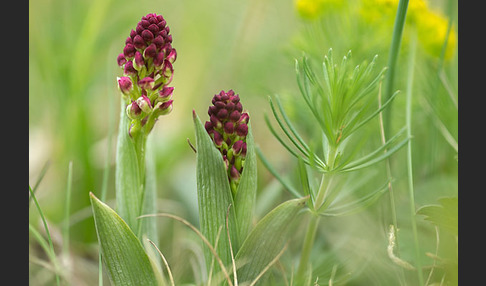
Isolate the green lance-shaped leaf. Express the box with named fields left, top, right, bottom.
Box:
left=234, top=122, right=257, bottom=243
left=235, top=197, right=307, bottom=284
left=89, top=192, right=159, bottom=286
left=193, top=111, right=240, bottom=274
left=115, top=100, right=143, bottom=232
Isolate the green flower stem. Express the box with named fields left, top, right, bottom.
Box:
left=405, top=32, right=424, bottom=286
left=296, top=143, right=338, bottom=280
left=296, top=214, right=320, bottom=280
left=383, top=0, right=409, bottom=138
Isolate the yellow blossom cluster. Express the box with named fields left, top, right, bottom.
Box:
left=295, top=0, right=456, bottom=60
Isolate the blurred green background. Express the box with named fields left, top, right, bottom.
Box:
left=29, top=0, right=457, bottom=284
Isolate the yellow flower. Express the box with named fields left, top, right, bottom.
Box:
left=416, top=8, right=457, bottom=60
left=295, top=0, right=344, bottom=19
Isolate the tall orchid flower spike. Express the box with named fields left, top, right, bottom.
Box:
left=117, top=13, right=177, bottom=137
left=204, top=90, right=250, bottom=196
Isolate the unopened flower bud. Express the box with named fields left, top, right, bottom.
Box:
left=159, top=86, right=174, bottom=101
left=126, top=101, right=142, bottom=119
left=154, top=99, right=173, bottom=116
left=136, top=94, right=153, bottom=113
left=138, top=77, right=155, bottom=90
left=117, top=53, right=127, bottom=66
left=167, top=48, right=177, bottom=64
left=236, top=123, right=248, bottom=137
left=212, top=130, right=224, bottom=147
left=117, top=77, right=133, bottom=95
left=230, top=165, right=240, bottom=180
left=123, top=43, right=136, bottom=58
left=124, top=61, right=137, bottom=75
left=143, top=43, right=157, bottom=59
left=133, top=51, right=145, bottom=71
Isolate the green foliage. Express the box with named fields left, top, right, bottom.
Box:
left=90, top=192, right=161, bottom=286
left=193, top=111, right=240, bottom=274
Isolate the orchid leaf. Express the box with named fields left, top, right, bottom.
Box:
left=235, top=197, right=307, bottom=284
left=90, top=192, right=159, bottom=286
left=193, top=111, right=239, bottom=274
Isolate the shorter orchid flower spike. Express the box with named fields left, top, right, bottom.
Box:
left=205, top=90, right=250, bottom=195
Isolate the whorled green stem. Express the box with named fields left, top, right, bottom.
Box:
left=296, top=144, right=338, bottom=280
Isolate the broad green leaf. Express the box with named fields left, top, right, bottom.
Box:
left=193, top=111, right=239, bottom=274
left=235, top=197, right=307, bottom=284
left=234, top=122, right=257, bottom=243
left=115, top=101, right=143, bottom=231
left=90, top=192, right=159, bottom=286
left=417, top=197, right=458, bottom=236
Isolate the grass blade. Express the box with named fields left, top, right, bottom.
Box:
left=29, top=185, right=61, bottom=285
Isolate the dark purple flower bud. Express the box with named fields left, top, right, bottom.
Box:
left=133, top=35, right=146, bottom=49
left=230, top=165, right=240, bottom=180
left=153, top=35, right=165, bottom=48
left=133, top=51, right=145, bottom=70
left=138, top=77, right=155, bottom=90
left=212, top=131, right=224, bottom=147
left=208, top=105, right=218, bottom=116
left=117, top=77, right=133, bottom=95
left=229, top=110, right=241, bottom=122
left=205, top=121, right=213, bottom=133
left=217, top=108, right=228, bottom=119
left=136, top=23, right=144, bottom=34
left=162, top=60, right=174, bottom=83
left=124, top=61, right=137, bottom=75
left=125, top=36, right=133, bottom=45
left=141, top=19, right=150, bottom=28
left=232, top=140, right=244, bottom=155
left=136, top=94, right=153, bottom=113
left=144, top=43, right=157, bottom=58
left=159, top=86, right=174, bottom=100
left=235, top=102, right=243, bottom=112
left=127, top=101, right=142, bottom=119
left=156, top=99, right=173, bottom=116
left=148, top=23, right=159, bottom=35
left=153, top=52, right=165, bottom=68
left=236, top=123, right=248, bottom=137
left=141, top=29, right=154, bottom=42
left=167, top=48, right=177, bottom=64
left=130, top=29, right=137, bottom=38
left=238, top=112, right=249, bottom=125
left=166, top=34, right=173, bottom=43
left=123, top=44, right=136, bottom=58
left=224, top=122, right=234, bottom=134
left=210, top=114, right=222, bottom=129
left=117, top=53, right=127, bottom=66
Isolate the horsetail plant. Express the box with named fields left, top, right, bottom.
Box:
left=262, top=49, right=410, bottom=282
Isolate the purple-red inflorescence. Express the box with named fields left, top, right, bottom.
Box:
left=205, top=90, right=249, bottom=195
left=117, top=13, right=177, bottom=137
